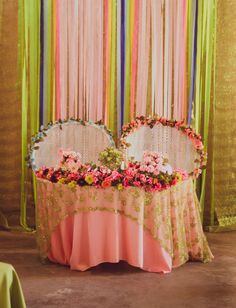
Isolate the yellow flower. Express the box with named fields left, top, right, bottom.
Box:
left=85, top=175, right=94, bottom=185
left=68, top=181, right=77, bottom=189
left=117, top=183, right=124, bottom=191
left=175, top=173, right=183, bottom=182
left=58, top=178, right=66, bottom=184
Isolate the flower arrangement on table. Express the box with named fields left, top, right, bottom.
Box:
left=35, top=148, right=188, bottom=192
left=120, top=115, right=207, bottom=178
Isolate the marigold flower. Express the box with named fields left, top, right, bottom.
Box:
left=68, top=180, right=77, bottom=189
left=117, top=183, right=124, bottom=191
left=153, top=178, right=158, bottom=184
left=58, top=178, right=66, bottom=184
left=175, top=173, right=183, bottom=182
left=85, top=174, right=94, bottom=185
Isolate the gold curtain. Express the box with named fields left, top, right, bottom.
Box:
left=210, top=0, right=236, bottom=230
left=0, top=1, right=21, bottom=227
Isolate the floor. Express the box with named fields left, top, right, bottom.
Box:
left=0, top=231, right=236, bottom=308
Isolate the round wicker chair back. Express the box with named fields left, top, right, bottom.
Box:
left=122, top=122, right=201, bottom=174
left=30, top=120, right=115, bottom=171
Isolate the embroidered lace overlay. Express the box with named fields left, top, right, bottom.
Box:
left=36, top=178, right=213, bottom=266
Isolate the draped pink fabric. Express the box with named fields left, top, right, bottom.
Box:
left=49, top=212, right=172, bottom=273
left=36, top=178, right=213, bottom=273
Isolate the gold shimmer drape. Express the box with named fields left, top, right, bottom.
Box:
left=211, top=0, right=236, bottom=229
left=0, top=1, right=21, bottom=227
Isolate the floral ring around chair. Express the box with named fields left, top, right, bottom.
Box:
left=120, top=115, right=207, bottom=178
left=28, top=118, right=115, bottom=171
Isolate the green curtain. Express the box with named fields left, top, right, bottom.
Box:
left=19, top=0, right=40, bottom=229
left=193, top=0, right=216, bottom=227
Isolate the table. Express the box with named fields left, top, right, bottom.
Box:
left=36, top=177, right=213, bottom=273
left=0, top=262, right=26, bottom=308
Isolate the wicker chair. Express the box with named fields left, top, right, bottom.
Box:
left=30, top=119, right=115, bottom=171
left=120, top=117, right=204, bottom=175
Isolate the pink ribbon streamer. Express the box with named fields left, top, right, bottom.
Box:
left=136, top=0, right=151, bottom=116
left=68, top=0, right=79, bottom=118
left=130, top=0, right=139, bottom=119
left=55, top=0, right=60, bottom=120
left=57, top=0, right=68, bottom=120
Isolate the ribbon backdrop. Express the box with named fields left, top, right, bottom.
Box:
left=39, top=0, right=193, bottom=134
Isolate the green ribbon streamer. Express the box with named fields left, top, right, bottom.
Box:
left=43, top=0, right=54, bottom=125
left=194, top=0, right=216, bottom=225
left=124, top=0, right=131, bottom=124
left=20, top=0, right=40, bottom=230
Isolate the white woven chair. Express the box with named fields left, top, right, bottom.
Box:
left=121, top=118, right=202, bottom=175
left=30, top=120, right=115, bottom=171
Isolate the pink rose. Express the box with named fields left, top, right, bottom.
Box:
left=193, top=139, right=203, bottom=150
left=162, top=184, right=170, bottom=190
left=123, top=179, right=130, bottom=188
left=125, top=168, right=137, bottom=177
left=110, top=170, right=122, bottom=180
left=154, top=183, right=162, bottom=191
left=36, top=170, right=43, bottom=178
left=133, top=181, right=141, bottom=187
left=147, top=165, right=155, bottom=173
left=139, top=165, right=146, bottom=172
left=143, top=156, right=152, bottom=164
left=139, top=174, right=146, bottom=183
left=101, top=180, right=111, bottom=188
left=171, top=179, right=177, bottom=186
left=194, top=169, right=202, bottom=177
left=153, top=169, right=160, bottom=176
left=146, top=178, right=153, bottom=185
left=68, top=173, right=79, bottom=181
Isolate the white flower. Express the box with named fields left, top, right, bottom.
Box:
left=159, top=164, right=173, bottom=175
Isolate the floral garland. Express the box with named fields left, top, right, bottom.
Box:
left=120, top=116, right=207, bottom=178
left=36, top=149, right=188, bottom=192
left=26, top=118, right=115, bottom=171
left=99, top=147, right=124, bottom=170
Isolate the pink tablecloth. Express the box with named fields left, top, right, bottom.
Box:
left=36, top=178, right=213, bottom=273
